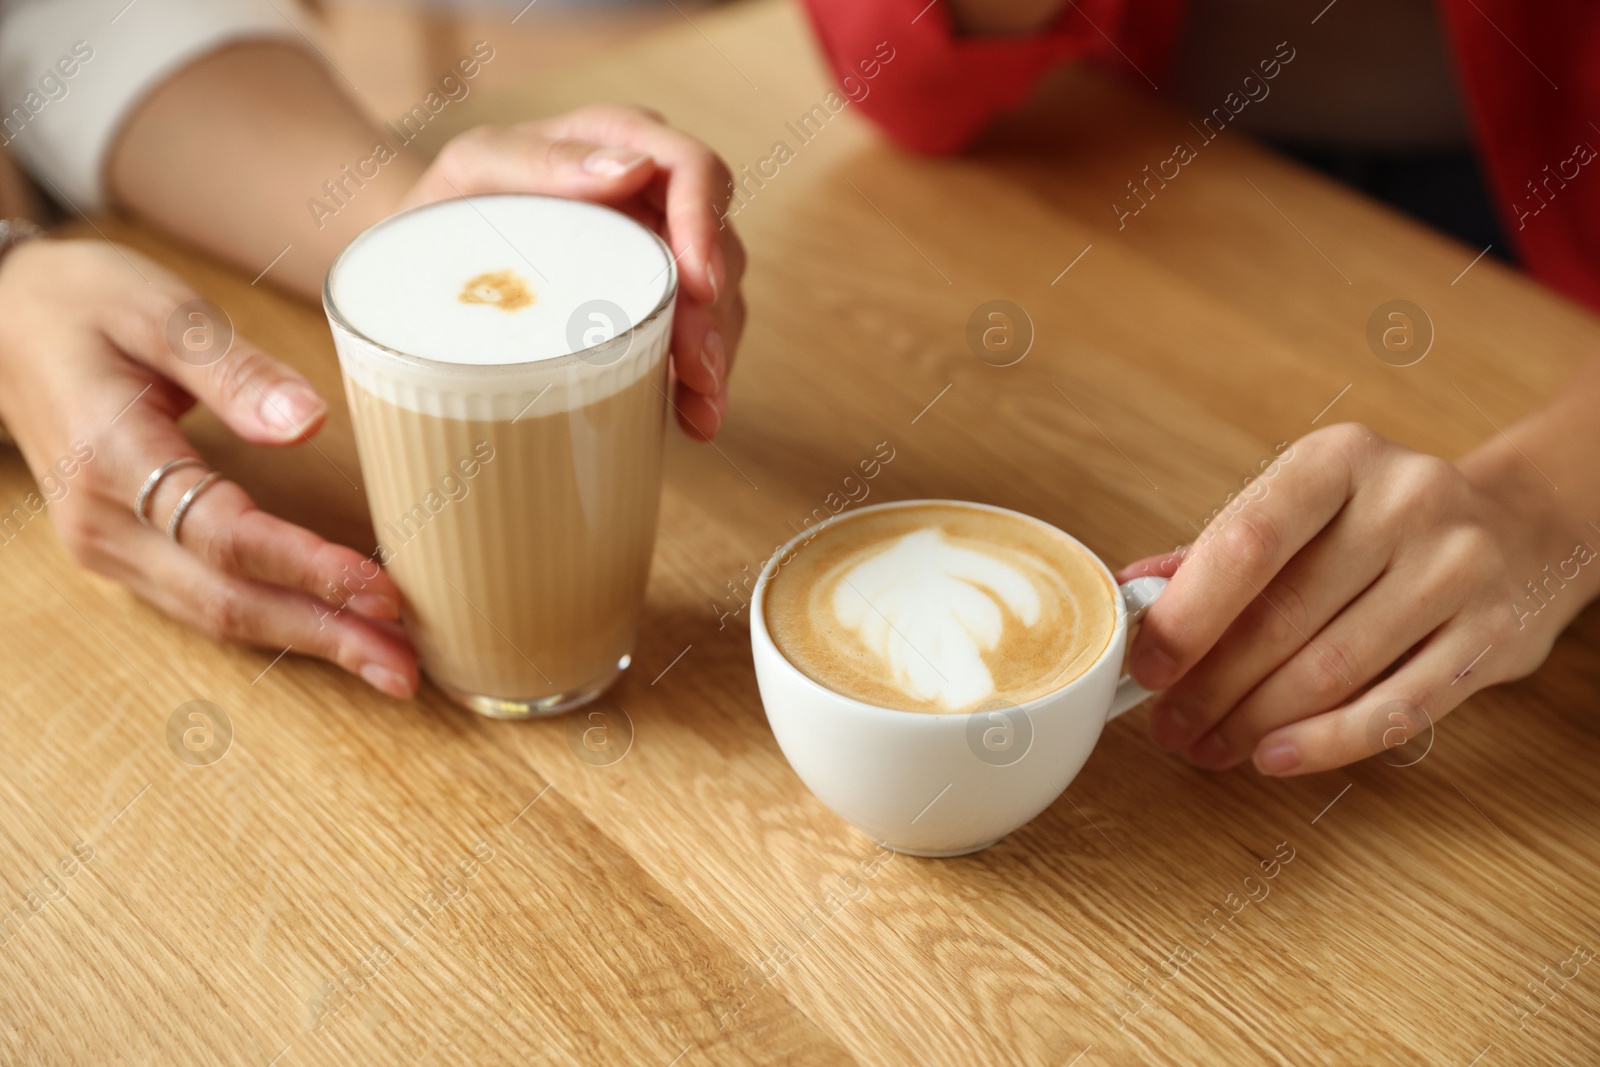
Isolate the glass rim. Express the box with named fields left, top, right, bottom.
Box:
left=321, top=192, right=679, bottom=375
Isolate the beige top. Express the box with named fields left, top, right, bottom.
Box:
left=1170, top=0, right=1471, bottom=150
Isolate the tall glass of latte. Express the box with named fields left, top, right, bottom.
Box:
left=324, top=194, right=675, bottom=718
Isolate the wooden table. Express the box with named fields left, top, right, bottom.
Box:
left=5, top=2, right=1599, bottom=1063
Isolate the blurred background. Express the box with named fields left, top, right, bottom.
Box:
left=307, top=0, right=726, bottom=122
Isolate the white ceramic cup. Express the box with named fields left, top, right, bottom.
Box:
left=750, top=500, right=1167, bottom=858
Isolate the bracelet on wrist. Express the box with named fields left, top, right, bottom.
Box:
left=0, top=217, right=43, bottom=265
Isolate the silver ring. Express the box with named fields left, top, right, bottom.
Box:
left=134, top=457, right=207, bottom=526
left=167, top=470, right=223, bottom=543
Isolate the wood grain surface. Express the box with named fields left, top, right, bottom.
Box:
left=4, top=2, right=1599, bottom=1064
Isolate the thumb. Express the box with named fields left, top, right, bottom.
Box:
left=1113, top=548, right=1186, bottom=585
left=109, top=291, right=327, bottom=446
left=402, top=126, right=659, bottom=209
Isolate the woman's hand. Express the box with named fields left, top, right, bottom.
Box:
left=0, top=239, right=418, bottom=697
left=1117, top=422, right=1589, bottom=776
left=106, top=43, right=742, bottom=434
left=401, top=104, right=746, bottom=441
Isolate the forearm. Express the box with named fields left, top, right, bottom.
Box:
left=1458, top=355, right=1600, bottom=631
left=105, top=41, right=425, bottom=300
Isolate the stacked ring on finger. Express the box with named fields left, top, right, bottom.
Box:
left=166, top=471, right=224, bottom=543
left=133, top=457, right=207, bottom=526
left=133, top=456, right=227, bottom=543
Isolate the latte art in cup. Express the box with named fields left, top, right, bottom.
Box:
left=764, top=503, right=1116, bottom=713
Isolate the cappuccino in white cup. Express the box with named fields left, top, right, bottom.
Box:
left=752, top=500, right=1166, bottom=856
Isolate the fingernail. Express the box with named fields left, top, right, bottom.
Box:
left=706, top=255, right=721, bottom=304
left=582, top=146, right=649, bottom=177
left=1148, top=701, right=1191, bottom=750
left=1255, top=740, right=1301, bottom=776
left=347, top=593, right=399, bottom=621
left=259, top=381, right=325, bottom=436
left=698, top=329, right=725, bottom=393
left=1133, top=646, right=1177, bottom=689
left=1190, top=733, right=1230, bottom=768
left=698, top=395, right=723, bottom=439
left=360, top=663, right=411, bottom=699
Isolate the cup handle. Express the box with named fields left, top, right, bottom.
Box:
left=1108, top=575, right=1168, bottom=721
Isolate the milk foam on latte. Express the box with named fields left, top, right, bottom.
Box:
left=331, top=194, right=668, bottom=367
left=764, top=504, right=1117, bottom=713
left=328, top=195, right=671, bottom=419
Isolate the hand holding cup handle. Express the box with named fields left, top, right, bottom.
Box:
left=1108, top=575, right=1169, bottom=720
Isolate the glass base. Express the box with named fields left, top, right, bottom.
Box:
left=432, top=654, right=630, bottom=720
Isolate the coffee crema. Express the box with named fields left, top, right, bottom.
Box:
left=763, top=504, right=1116, bottom=713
